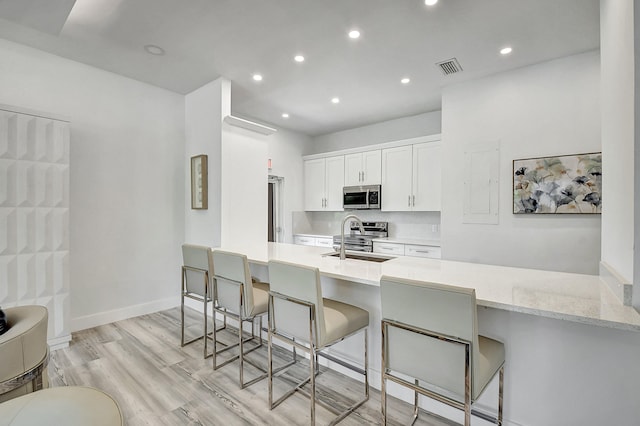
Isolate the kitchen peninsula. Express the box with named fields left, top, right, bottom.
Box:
left=214, top=242, right=640, bottom=426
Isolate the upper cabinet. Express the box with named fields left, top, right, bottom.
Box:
left=412, top=142, right=442, bottom=211
left=304, top=156, right=345, bottom=211
left=381, top=142, right=441, bottom=211
left=303, top=135, right=441, bottom=212
left=344, top=150, right=381, bottom=186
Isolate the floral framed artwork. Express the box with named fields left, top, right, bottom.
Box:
left=513, top=152, right=602, bottom=214
left=191, top=154, right=208, bottom=210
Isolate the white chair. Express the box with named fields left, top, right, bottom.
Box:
left=211, top=250, right=269, bottom=389
left=267, top=260, right=369, bottom=425
left=181, top=244, right=225, bottom=358
left=0, top=305, right=49, bottom=403
left=380, top=276, right=505, bottom=426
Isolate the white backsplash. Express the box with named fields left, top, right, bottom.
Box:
left=292, top=210, right=441, bottom=240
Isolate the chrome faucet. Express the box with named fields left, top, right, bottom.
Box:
left=340, top=214, right=365, bottom=260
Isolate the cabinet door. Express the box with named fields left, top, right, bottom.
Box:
left=373, top=242, right=405, bottom=255
left=304, top=158, right=325, bottom=211
left=344, top=153, right=363, bottom=186
left=315, top=237, right=334, bottom=248
left=405, top=244, right=441, bottom=259
left=412, top=142, right=442, bottom=211
left=324, top=155, right=345, bottom=211
left=362, top=150, right=381, bottom=185
left=294, top=235, right=317, bottom=246
left=381, top=145, right=412, bottom=211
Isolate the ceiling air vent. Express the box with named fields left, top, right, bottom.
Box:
left=436, top=58, right=463, bottom=75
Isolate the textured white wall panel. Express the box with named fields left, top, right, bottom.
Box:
left=0, top=108, right=70, bottom=344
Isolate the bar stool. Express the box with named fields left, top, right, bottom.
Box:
left=181, top=244, right=224, bottom=358
left=267, top=259, right=369, bottom=425
left=211, top=250, right=269, bottom=389
left=380, top=276, right=505, bottom=426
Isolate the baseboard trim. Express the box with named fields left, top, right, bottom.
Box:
left=600, top=261, right=632, bottom=306
left=48, top=334, right=72, bottom=351
left=71, top=297, right=180, bottom=332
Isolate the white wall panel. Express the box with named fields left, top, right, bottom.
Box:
left=0, top=109, right=70, bottom=344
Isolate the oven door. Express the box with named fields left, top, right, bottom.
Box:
left=343, top=188, right=369, bottom=209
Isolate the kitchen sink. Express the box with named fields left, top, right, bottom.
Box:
left=323, top=251, right=395, bottom=263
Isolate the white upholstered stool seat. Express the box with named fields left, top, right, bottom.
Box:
left=0, top=386, right=123, bottom=426
left=380, top=276, right=505, bottom=426
left=212, top=250, right=270, bottom=389
left=321, top=298, right=369, bottom=348
left=267, top=260, right=369, bottom=425
left=0, top=305, right=49, bottom=403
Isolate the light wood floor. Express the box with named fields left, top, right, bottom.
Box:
left=49, top=308, right=456, bottom=426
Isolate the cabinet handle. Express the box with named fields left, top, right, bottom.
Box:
left=362, top=171, right=365, bottom=182
left=408, top=195, right=411, bottom=207
left=413, top=250, right=430, bottom=253
left=381, top=247, right=393, bottom=250
left=412, top=195, right=415, bottom=206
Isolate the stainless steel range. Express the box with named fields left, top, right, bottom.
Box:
left=333, top=222, right=388, bottom=252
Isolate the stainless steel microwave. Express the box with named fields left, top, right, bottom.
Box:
left=343, top=185, right=381, bottom=209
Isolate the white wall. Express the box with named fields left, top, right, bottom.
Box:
left=184, top=78, right=229, bottom=247
left=635, top=1, right=640, bottom=310
left=267, top=128, right=313, bottom=243
left=308, top=110, right=441, bottom=155
left=220, top=124, right=268, bottom=247
left=600, top=0, right=635, bottom=285
left=441, top=51, right=602, bottom=274
left=0, top=39, right=185, bottom=330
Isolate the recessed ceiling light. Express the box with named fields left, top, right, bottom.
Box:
left=144, top=44, right=165, bottom=55
left=424, top=0, right=438, bottom=5
left=252, top=74, right=263, bottom=81
left=282, top=113, right=289, bottom=118
left=294, top=55, right=305, bottom=63
left=348, top=30, right=361, bottom=39
left=331, top=97, right=340, bottom=104
left=401, top=77, right=411, bottom=84
left=500, top=46, right=513, bottom=55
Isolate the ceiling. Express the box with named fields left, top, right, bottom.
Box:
left=0, top=0, right=600, bottom=136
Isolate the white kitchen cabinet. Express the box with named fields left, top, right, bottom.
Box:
left=293, top=235, right=335, bottom=248
left=413, top=142, right=442, bottom=211
left=304, top=156, right=345, bottom=211
left=315, top=237, right=334, bottom=248
left=373, top=241, right=442, bottom=259
left=381, top=145, right=413, bottom=211
left=404, top=244, right=442, bottom=259
left=344, top=150, right=381, bottom=186
left=293, top=235, right=317, bottom=246
left=372, top=241, right=405, bottom=255
left=381, top=142, right=441, bottom=211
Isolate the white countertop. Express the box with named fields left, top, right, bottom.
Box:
left=215, top=242, right=640, bottom=332
left=373, top=237, right=441, bottom=246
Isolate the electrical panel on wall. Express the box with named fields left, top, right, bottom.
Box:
left=463, top=141, right=500, bottom=224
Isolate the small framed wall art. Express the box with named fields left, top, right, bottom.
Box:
left=191, top=154, right=208, bottom=210
left=513, top=152, right=602, bottom=214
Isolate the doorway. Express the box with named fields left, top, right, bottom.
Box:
left=268, top=175, right=284, bottom=242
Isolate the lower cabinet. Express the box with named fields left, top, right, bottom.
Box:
left=372, top=242, right=405, bottom=256
left=293, top=235, right=317, bottom=246
left=315, top=237, right=334, bottom=248
left=293, top=235, right=334, bottom=248
left=404, top=244, right=442, bottom=259
left=373, top=241, right=441, bottom=259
